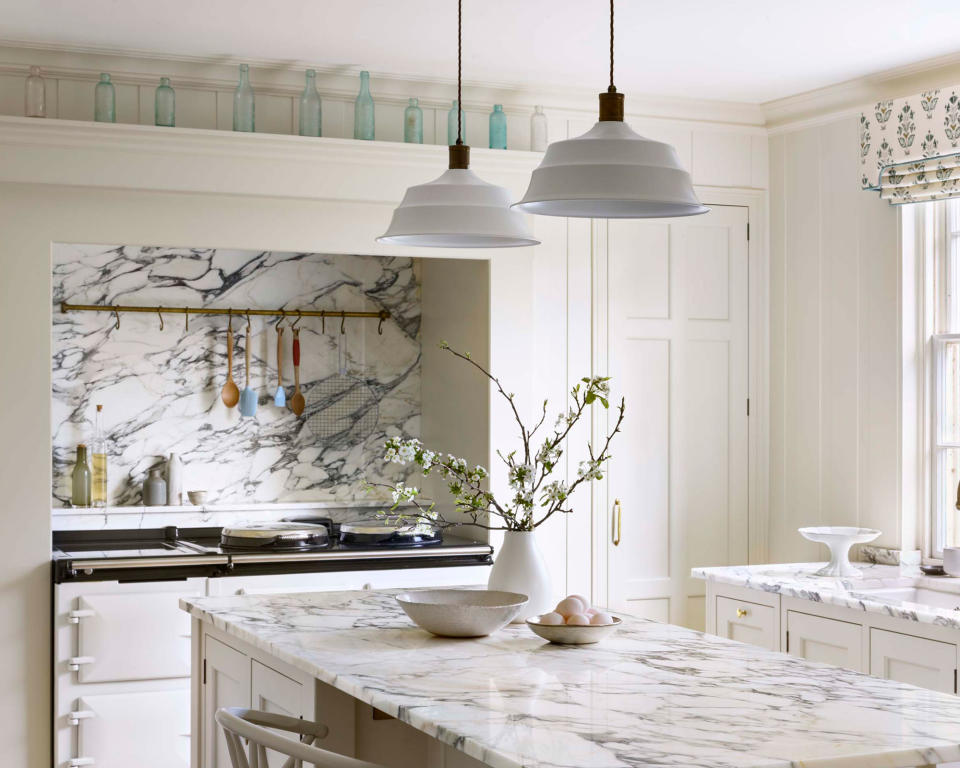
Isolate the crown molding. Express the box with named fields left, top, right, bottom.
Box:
left=763, top=50, right=960, bottom=131
left=0, top=38, right=765, bottom=128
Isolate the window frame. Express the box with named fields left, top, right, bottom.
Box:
left=931, top=332, right=960, bottom=559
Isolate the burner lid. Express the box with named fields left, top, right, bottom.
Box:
left=221, top=522, right=329, bottom=550
left=339, top=518, right=441, bottom=547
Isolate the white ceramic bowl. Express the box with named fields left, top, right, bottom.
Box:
left=798, top=526, right=881, bottom=577
left=395, top=589, right=528, bottom=638
left=526, top=616, right=622, bottom=645
left=187, top=490, right=208, bottom=505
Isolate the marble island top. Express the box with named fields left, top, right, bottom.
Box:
left=692, top=562, right=960, bottom=629
left=183, top=588, right=960, bottom=768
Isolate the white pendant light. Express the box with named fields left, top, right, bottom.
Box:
left=513, top=1, right=708, bottom=220
left=378, top=0, right=538, bottom=248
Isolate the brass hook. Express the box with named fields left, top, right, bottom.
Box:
left=289, top=309, right=302, bottom=331
left=340, top=311, right=346, bottom=335
left=157, top=306, right=164, bottom=331
left=246, top=310, right=251, bottom=332
left=321, top=312, right=326, bottom=334
left=113, top=308, right=120, bottom=330
left=377, top=313, right=385, bottom=336
left=184, top=310, right=189, bottom=331
left=274, top=313, right=284, bottom=331
left=227, top=308, right=233, bottom=331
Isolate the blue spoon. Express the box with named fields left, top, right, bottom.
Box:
left=239, top=317, right=258, bottom=418
left=273, top=323, right=286, bottom=408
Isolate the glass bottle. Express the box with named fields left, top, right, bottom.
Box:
left=233, top=64, right=255, bottom=132
left=404, top=97, right=423, bottom=144
left=299, top=69, right=322, bottom=137
left=447, top=100, right=465, bottom=145
left=25, top=66, right=46, bottom=118
left=531, top=105, right=548, bottom=152
left=489, top=104, right=507, bottom=149
left=71, top=444, right=92, bottom=507
left=91, top=404, right=108, bottom=507
left=354, top=70, right=374, bottom=140
left=94, top=73, right=116, bottom=123
left=155, top=77, right=175, bottom=127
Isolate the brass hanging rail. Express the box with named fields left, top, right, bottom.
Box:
left=60, top=302, right=390, bottom=334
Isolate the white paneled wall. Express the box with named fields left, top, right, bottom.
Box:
left=769, top=116, right=900, bottom=561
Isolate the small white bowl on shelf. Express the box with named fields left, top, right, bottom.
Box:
left=395, top=589, right=528, bottom=638
left=526, top=615, right=621, bottom=645
left=798, top=526, right=881, bottom=577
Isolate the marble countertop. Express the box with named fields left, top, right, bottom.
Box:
left=692, top=562, right=960, bottom=629
left=183, top=588, right=960, bottom=768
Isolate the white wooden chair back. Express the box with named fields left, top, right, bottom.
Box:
left=215, top=707, right=383, bottom=768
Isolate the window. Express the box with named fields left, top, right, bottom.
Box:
left=929, top=199, right=960, bottom=557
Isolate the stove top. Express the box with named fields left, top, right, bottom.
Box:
left=52, top=524, right=492, bottom=582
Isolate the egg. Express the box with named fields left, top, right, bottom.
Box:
left=565, top=613, right=591, bottom=626
left=590, top=611, right=614, bottom=625
left=538, top=611, right=565, bottom=625
left=568, top=594, right=590, bottom=610
left=555, top=597, right=585, bottom=618
left=584, top=607, right=599, bottom=617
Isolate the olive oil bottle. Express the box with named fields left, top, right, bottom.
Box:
left=91, top=404, right=108, bottom=507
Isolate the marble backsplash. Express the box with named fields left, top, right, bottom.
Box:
left=52, top=245, right=420, bottom=507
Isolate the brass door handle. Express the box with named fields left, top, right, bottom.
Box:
left=736, top=608, right=748, bottom=618
left=612, top=499, right=622, bottom=546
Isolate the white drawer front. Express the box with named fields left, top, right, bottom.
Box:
left=208, top=566, right=489, bottom=596
left=77, top=590, right=197, bottom=682
left=786, top=611, right=863, bottom=672
left=716, top=596, right=776, bottom=650
left=870, top=628, right=957, bottom=694
left=78, top=689, right=190, bottom=768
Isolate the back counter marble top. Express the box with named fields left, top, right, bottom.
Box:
left=183, top=588, right=960, bottom=768
left=692, top=562, right=960, bottom=629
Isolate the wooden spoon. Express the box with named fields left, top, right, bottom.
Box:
left=221, top=320, right=240, bottom=408
left=290, top=328, right=305, bottom=416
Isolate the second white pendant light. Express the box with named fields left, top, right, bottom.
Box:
left=378, top=0, right=538, bottom=248
left=513, top=0, right=708, bottom=219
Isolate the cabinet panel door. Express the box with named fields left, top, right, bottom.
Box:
left=251, top=661, right=305, bottom=768
left=786, top=612, right=863, bottom=672
left=716, top=596, right=776, bottom=650
left=78, top=689, right=190, bottom=768
left=203, top=636, right=250, bottom=768
left=77, top=588, right=198, bottom=682
left=870, top=628, right=957, bottom=694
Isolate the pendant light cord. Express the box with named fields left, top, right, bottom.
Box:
left=609, top=0, right=615, bottom=91
left=457, top=0, right=463, bottom=145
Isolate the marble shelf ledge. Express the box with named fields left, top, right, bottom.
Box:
left=51, top=499, right=429, bottom=532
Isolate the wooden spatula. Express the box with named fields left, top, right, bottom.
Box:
left=221, top=317, right=239, bottom=408
left=290, top=328, right=305, bottom=416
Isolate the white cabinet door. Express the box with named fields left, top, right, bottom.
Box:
left=716, top=596, right=776, bottom=650
left=870, top=628, right=957, bottom=693
left=203, top=636, right=250, bottom=768
left=78, top=689, right=190, bottom=768
left=77, top=588, right=197, bottom=682
left=251, top=661, right=305, bottom=768
left=786, top=611, right=863, bottom=672
left=606, top=207, right=750, bottom=627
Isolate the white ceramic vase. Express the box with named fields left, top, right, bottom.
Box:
left=166, top=452, right=183, bottom=506
left=488, top=530, right=553, bottom=622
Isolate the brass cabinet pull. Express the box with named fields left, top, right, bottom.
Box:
left=736, top=607, right=748, bottom=618
left=612, top=499, right=622, bottom=546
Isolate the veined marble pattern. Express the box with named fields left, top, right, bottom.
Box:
left=183, top=588, right=960, bottom=768
left=693, top=562, right=960, bottom=628
left=52, top=245, right=420, bottom=507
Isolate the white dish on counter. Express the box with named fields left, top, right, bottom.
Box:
left=395, top=589, right=528, bottom=637
left=526, top=615, right=621, bottom=644
left=798, top=526, right=881, bottom=577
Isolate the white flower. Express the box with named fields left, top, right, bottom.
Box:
left=391, top=482, right=419, bottom=504
left=542, top=480, right=568, bottom=504
left=577, top=459, right=604, bottom=482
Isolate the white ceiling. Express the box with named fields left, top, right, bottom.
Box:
left=3, top=0, right=960, bottom=103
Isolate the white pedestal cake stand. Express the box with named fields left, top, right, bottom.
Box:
left=798, top=526, right=882, bottom=577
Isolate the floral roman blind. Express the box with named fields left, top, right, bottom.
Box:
left=861, top=89, right=960, bottom=204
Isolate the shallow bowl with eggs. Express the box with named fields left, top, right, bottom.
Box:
left=526, top=615, right=621, bottom=644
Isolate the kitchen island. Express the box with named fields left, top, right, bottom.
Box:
left=182, top=588, right=960, bottom=768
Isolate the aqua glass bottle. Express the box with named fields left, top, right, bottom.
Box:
left=354, top=70, right=374, bottom=140
left=233, top=64, right=255, bottom=132
left=94, top=73, right=116, bottom=123
left=530, top=105, right=548, bottom=151
left=404, top=98, right=423, bottom=144
left=447, top=100, right=466, bottom=145
left=299, top=69, right=322, bottom=137
left=489, top=104, right=507, bottom=149
left=25, top=66, right=46, bottom=118
left=155, top=77, right=175, bottom=127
